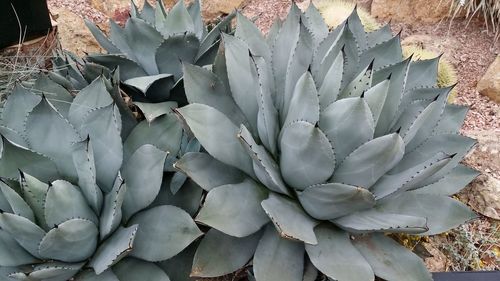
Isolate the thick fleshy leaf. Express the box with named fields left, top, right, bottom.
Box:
left=122, top=18, right=163, bottom=75
left=333, top=210, right=428, bottom=234
left=182, top=64, right=248, bottom=128
left=283, top=72, right=319, bottom=127
left=371, top=152, right=452, bottom=199
left=85, top=20, right=120, bottom=53
left=123, top=114, right=182, bottom=161
left=301, top=4, right=329, bottom=48
left=161, top=0, right=194, bottom=37
left=72, top=138, right=102, bottom=214
left=282, top=25, right=314, bottom=122
left=0, top=125, right=27, bottom=148
left=272, top=3, right=301, bottom=111
left=191, top=229, right=261, bottom=278
left=134, top=101, right=177, bottom=123
left=406, top=58, right=439, bottom=90
left=99, top=178, right=126, bottom=240
left=38, top=219, right=98, bottom=263
left=238, top=125, right=290, bottom=196
left=360, top=35, right=402, bottom=70
left=280, top=121, right=335, bottom=190
left=320, top=97, right=374, bottom=164
left=86, top=55, right=148, bottom=80
left=44, top=180, right=98, bottom=227
left=197, top=11, right=235, bottom=59
left=68, top=78, right=113, bottom=129
left=364, top=79, right=390, bottom=128
left=1, top=86, right=41, bottom=134
left=253, top=56, right=279, bottom=156
left=318, top=51, right=343, bottom=110
left=79, top=104, right=122, bottom=192
left=0, top=229, right=38, bottom=266
left=177, top=104, right=254, bottom=176
left=113, top=258, right=171, bottom=281
left=152, top=177, right=203, bottom=216
left=122, top=74, right=174, bottom=99
left=373, top=59, right=410, bottom=136
left=433, top=104, right=468, bottom=135
left=90, top=225, right=138, bottom=275
left=253, top=224, right=305, bottom=281
left=25, top=97, right=81, bottom=181
left=224, top=34, right=259, bottom=133
left=412, top=164, right=479, bottom=196
left=331, top=133, right=404, bottom=188
left=158, top=242, right=198, bottom=281
left=0, top=180, right=34, bottom=222
left=235, top=13, right=270, bottom=59
left=19, top=173, right=49, bottom=229
left=261, top=193, right=318, bottom=244
left=11, top=261, right=84, bottom=281
left=305, top=224, right=374, bottom=281
left=339, top=62, right=374, bottom=99
left=196, top=179, right=269, bottom=237
left=129, top=205, right=202, bottom=261
left=187, top=0, right=204, bottom=39
left=174, top=152, right=246, bottom=191
left=298, top=183, right=375, bottom=220
left=121, top=145, right=168, bottom=220
left=0, top=212, right=46, bottom=258
left=32, top=75, right=74, bottom=117
left=353, top=234, right=433, bottom=281
left=156, top=33, right=200, bottom=81
left=377, top=193, right=477, bottom=235
left=0, top=138, right=58, bottom=182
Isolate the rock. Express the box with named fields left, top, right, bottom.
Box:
left=371, top=0, right=454, bottom=24
left=202, top=0, right=245, bottom=20
left=51, top=7, right=102, bottom=56
left=460, top=174, right=500, bottom=220
left=463, top=130, right=500, bottom=179
left=90, top=0, right=176, bottom=18
left=423, top=242, right=449, bottom=272
left=477, top=56, right=500, bottom=103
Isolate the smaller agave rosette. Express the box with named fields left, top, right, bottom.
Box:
left=175, top=4, right=478, bottom=281
left=0, top=75, right=201, bottom=280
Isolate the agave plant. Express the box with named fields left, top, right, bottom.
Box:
left=85, top=0, right=234, bottom=104
left=0, top=75, right=202, bottom=280
left=175, top=3, right=479, bottom=281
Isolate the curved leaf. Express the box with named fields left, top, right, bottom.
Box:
left=353, top=234, right=433, bottom=281
left=333, top=210, right=428, bottom=234
left=261, top=193, right=318, bottom=244
left=298, top=183, right=375, bottom=220
left=280, top=121, right=335, bottom=190
left=0, top=229, right=38, bottom=266
left=283, top=72, right=319, bottom=127
left=177, top=104, right=254, bottom=177
left=191, top=229, right=261, bottom=278
left=0, top=213, right=45, bottom=258
left=331, top=133, right=404, bottom=188
left=320, top=97, right=374, bottom=164
left=305, top=224, right=374, bottom=281
left=90, top=225, right=138, bottom=275
left=174, top=152, right=246, bottom=191
left=44, top=180, right=98, bottom=227
left=38, top=219, right=98, bottom=263
left=0, top=180, right=34, bottom=222
left=129, top=205, right=202, bottom=261
left=121, top=144, right=168, bottom=220
left=196, top=179, right=269, bottom=238
left=112, top=258, right=170, bottom=281
left=253, top=224, right=305, bottom=281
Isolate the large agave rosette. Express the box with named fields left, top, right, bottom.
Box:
left=175, top=3, right=478, bottom=281
left=0, top=74, right=201, bottom=280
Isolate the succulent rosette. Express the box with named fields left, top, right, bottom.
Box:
left=0, top=74, right=201, bottom=280
left=175, top=3, right=478, bottom=281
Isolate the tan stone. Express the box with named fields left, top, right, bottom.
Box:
left=477, top=56, right=500, bottom=103
left=371, top=0, right=454, bottom=24
left=51, top=7, right=102, bottom=56
left=423, top=242, right=448, bottom=272
left=460, top=174, right=500, bottom=220
left=90, top=0, right=176, bottom=18
left=202, top=0, right=245, bottom=20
